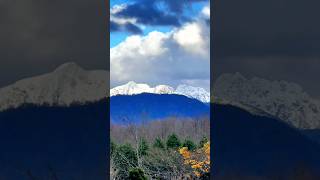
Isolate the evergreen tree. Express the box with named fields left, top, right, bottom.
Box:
left=166, top=133, right=181, bottom=149
left=182, top=139, right=196, bottom=151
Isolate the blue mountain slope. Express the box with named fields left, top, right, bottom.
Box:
left=303, top=129, right=320, bottom=144
left=110, top=93, right=210, bottom=123
left=0, top=100, right=108, bottom=180
left=212, top=104, right=320, bottom=178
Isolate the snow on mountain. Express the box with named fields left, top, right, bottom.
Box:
left=0, top=62, right=210, bottom=111
left=0, top=62, right=108, bottom=111
left=110, top=81, right=174, bottom=96
left=175, top=85, right=210, bottom=103
left=154, top=85, right=175, bottom=94
left=214, top=73, right=320, bottom=129
left=110, top=82, right=210, bottom=103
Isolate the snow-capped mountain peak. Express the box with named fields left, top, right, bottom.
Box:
left=110, top=82, right=210, bottom=103
left=214, top=73, right=320, bottom=129
left=110, top=81, right=154, bottom=96
left=0, top=62, right=108, bottom=111
left=110, top=81, right=175, bottom=96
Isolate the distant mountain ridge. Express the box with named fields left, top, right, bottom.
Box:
left=110, top=93, right=209, bottom=124
left=111, top=81, right=210, bottom=103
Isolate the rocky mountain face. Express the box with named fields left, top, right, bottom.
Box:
left=214, top=73, right=320, bottom=129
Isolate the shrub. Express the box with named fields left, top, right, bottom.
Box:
left=128, top=168, right=147, bottom=180
left=199, top=136, right=208, bottom=148
left=182, top=139, right=196, bottom=151
left=113, top=144, right=138, bottom=179
left=166, top=133, right=181, bottom=149
left=153, top=137, right=165, bottom=149
left=179, top=141, right=210, bottom=178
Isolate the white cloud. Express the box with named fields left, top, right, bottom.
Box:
left=110, top=13, right=210, bottom=89
left=110, top=4, right=127, bottom=14
left=173, top=22, right=208, bottom=56
left=201, top=5, right=210, bottom=18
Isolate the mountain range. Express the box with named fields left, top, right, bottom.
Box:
left=1, top=62, right=320, bottom=130
left=0, top=62, right=320, bottom=178
left=110, top=81, right=210, bottom=103
left=0, top=63, right=210, bottom=112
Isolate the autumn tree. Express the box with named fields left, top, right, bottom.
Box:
left=179, top=141, right=210, bottom=178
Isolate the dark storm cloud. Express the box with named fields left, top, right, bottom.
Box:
left=213, top=0, right=320, bottom=98
left=0, top=0, right=108, bottom=87
left=123, top=22, right=143, bottom=34
left=161, top=0, right=206, bottom=14
left=115, top=2, right=180, bottom=26
left=111, top=0, right=206, bottom=33
left=110, top=20, right=142, bottom=34
left=214, top=0, right=320, bottom=58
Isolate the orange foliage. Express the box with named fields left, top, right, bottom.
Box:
left=179, top=141, right=210, bottom=177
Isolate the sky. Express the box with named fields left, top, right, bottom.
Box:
left=0, top=0, right=108, bottom=88
left=3, top=0, right=318, bottom=98
left=110, top=0, right=210, bottom=90
left=214, top=0, right=320, bottom=98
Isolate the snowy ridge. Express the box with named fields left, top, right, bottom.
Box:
left=175, top=84, right=210, bottom=103
left=0, top=62, right=108, bottom=111
left=110, top=82, right=210, bottom=103
left=214, top=73, right=320, bottom=129
left=110, top=81, right=174, bottom=96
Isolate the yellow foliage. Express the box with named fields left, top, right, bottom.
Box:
left=179, top=141, right=210, bottom=177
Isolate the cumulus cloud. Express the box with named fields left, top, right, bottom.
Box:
left=111, top=9, right=210, bottom=89
left=173, top=21, right=209, bottom=56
